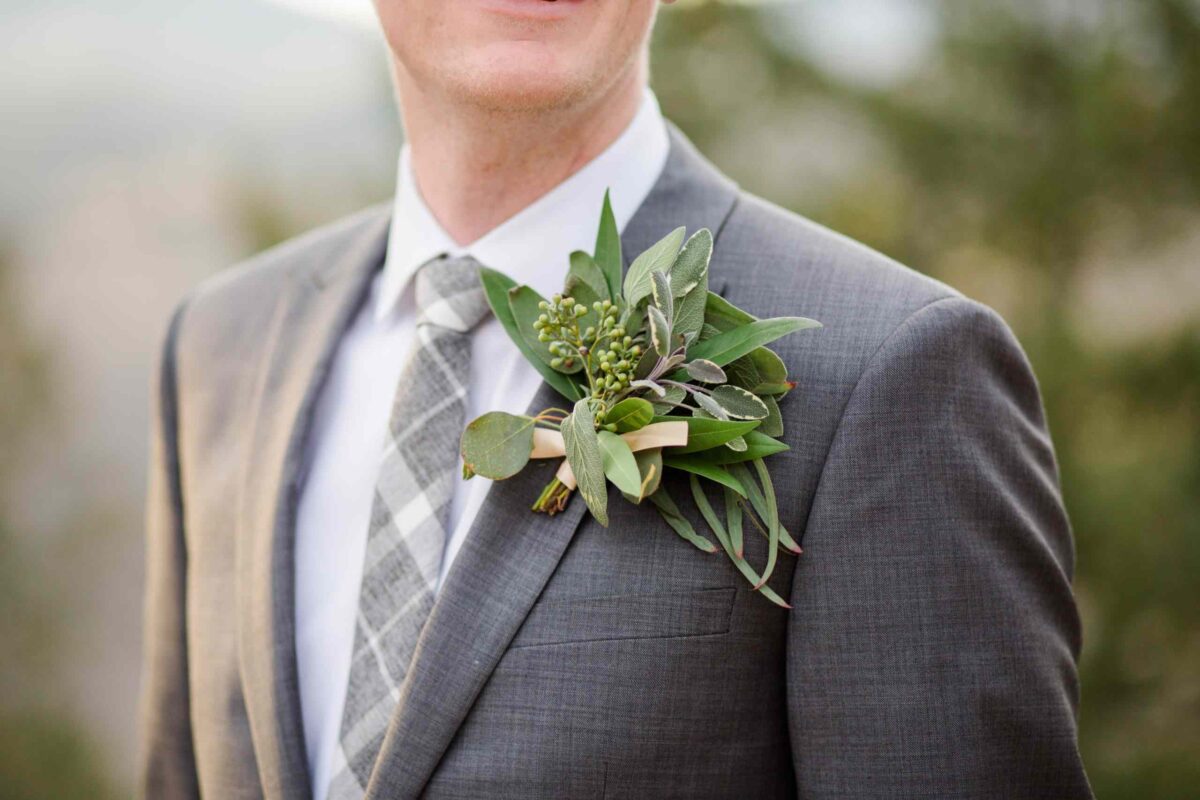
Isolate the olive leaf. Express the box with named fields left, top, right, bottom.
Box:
left=658, top=415, right=760, bottom=453
left=566, top=250, right=609, bottom=300
left=598, top=431, right=642, bottom=497
left=686, top=430, right=788, bottom=464
left=460, top=412, right=535, bottom=480
left=593, top=189, right=623, bottom=300
left=624, top=226, right=685, bottom=308
left=710, top=385, right=769, bottom=420
left=605, top=397, right=654, bottom=433
left=681, top=317, right=821, bottom=370
left=480, top=268, right=582, bottom=401
left=508, top=285, right=582, bottom=374
left=683, top=359, right=726, bottom=384
left=661, top=455, right=747, bottom=496
left=561, top=399, right=608, bottom=526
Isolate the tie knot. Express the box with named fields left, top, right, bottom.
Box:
left=414, top=254, right=491, bottom=333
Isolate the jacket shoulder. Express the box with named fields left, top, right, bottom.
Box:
left=719, top=191, right=960, bottom=322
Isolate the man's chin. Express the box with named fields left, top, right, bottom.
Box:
left=449, top=51, right=595, bottom=114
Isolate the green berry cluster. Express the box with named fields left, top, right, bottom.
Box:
left=531, top=293, right=643, bottom=407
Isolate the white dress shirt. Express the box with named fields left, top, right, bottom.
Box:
left=293, top=89, right=670, bottom=799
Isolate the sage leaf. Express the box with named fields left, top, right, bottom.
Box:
left=670, top=229, right=712, bottom=299
left=480, top=268, right=582, bottom=401
left=630, top=379, right=666, bottom=398
left=459, top=412, right=535, bottom=480
left=605, top=397, right=653, bottom=433
left=648, top=488, right=716, bottom=553
left=650, top=384, right=686, bottom=414
left=661, top=456, right=747, bottom=496
left=656, top=415, right=760, bottom=453
left=566, top=250, right=609, bottom=300
left=711, top=385, right=769, bottom=420
left=683, top=359, right=726, bottom=384
left=593, top=190, right=623, bottom=300
left=694, top=391, right=727, bottom=419
left=648, top=305, right=671, bottom=357
left=561, top=399, right=608, bottom=526
left=680, top=317, right=821, bottom=370
left=759, top=394, right=784, bottom=437
left=651, top=270, right=673, bottom=323
left=624, top=226, right=685, bottom=308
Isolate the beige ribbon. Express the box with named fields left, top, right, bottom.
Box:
left=531, top=420, right=689, bottom=490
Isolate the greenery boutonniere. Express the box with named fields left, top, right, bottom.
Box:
left=460, top=192, right=820, bottom=607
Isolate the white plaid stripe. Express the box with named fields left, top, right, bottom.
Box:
left=329, top=255, right=490, bottom=799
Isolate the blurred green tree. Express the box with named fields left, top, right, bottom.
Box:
left=654, top=1, right=1199, bottom=796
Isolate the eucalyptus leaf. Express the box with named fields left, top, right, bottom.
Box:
left=598, top=431, right=643, bottom=497
left=711, top=385, right=769, bottom=420
left=605, top=397, right=654, bottom=433
left=632, top=448, right=663, bottom=501
left=562, top=399, right=608, bottom=526
left=566, top=250, right=609, bottom=300
left=661, top=456, right=747, bottom=496
left=459, top=412, right=535, bottom=480
left=656, top=415, right=760, bottom=453
left=724, top=486, right=744, bottom=559
left=688, top=476, right=790, bottom=608
left=593, top=189, right=623, bottom=300
left=683, top=359, right=726, bottom=384
left=752, top=458, right=781, bottom=588
left=729, top=462, right=802, bottom=554
left=479, top=268, right=582, bottom=401
left=648, top=487, right=716, bottom=553
left=648, top=305, right=671, bottom=357
left=624, top=226, right=685, bottom=308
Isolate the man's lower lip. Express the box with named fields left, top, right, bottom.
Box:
left=478, top=0, right=586, bottom=21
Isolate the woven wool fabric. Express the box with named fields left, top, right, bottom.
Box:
left=327, top=255, right=490, bottom=799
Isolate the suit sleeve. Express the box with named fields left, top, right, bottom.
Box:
left=137, top=295, right=201, bottom=799
left=786, top=296, right=1092, bottom=798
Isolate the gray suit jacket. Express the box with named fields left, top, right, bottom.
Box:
left=138, top=126, right=1092, bottom=799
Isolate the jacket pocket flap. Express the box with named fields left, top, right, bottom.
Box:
left=509, top=586, right=736, bottom=649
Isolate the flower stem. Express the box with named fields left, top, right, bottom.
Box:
left=531, top=476, right=573, bottom=515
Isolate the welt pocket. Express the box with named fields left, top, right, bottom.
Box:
left=508, top=586, right=736, bottom=649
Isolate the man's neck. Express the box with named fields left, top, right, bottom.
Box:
left=395, top=64, right=646, bottom=246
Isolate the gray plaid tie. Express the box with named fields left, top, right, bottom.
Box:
left=327, top=254, right=490, bottom=800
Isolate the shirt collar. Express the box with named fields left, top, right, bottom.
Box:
left=374, top=88, right=671, bottom=324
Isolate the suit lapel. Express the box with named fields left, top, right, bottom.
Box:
left=363, top=124, right=741, bottom=799
left=236, top=209, right=390, bottom=800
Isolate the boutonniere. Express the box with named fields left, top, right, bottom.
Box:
left=460, top=192, right=820, bottom=607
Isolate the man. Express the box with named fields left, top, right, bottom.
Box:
left=138, top=1, right=1092, bottom=798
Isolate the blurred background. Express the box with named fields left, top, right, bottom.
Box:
left=1, top=0, right=1197, bottom=796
